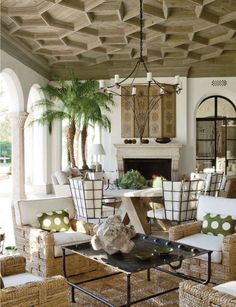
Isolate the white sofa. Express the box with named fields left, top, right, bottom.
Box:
left=13, top=197, right=98, bottom=276
left=51, top=171, right=71, bottom=197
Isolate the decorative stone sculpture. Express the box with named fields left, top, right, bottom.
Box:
left=91, top=215, right=136, bottom=255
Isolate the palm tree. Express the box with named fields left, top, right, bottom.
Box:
left=33, top=73, right=113, bottom=168
left=77, top=81, right=113, bottom=169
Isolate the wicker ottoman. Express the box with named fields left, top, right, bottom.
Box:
left=179, top=280, right=236, bottom=307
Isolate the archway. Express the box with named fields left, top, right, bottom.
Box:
left=25, top=84, right=49, bottom=194
left=196, top=95, right=236, bottom=174
left=0, top=68, right=26, bottom=246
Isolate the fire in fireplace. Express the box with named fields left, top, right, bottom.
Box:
left=123, top=158, right=172, bottom=180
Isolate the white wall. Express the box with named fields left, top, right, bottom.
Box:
left=102, top=76, right=236, bottom=177
left=1, top=50, right=48, bottom=109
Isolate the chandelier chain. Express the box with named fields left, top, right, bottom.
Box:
left=140, top=0, right=143, bottom=61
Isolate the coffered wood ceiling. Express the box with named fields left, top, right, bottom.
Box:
left=1, top=0, right=236, bottom=79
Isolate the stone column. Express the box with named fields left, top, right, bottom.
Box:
left=9, top=112, right=28, bottom=200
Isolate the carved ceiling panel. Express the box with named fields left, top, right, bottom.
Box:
left=1, top=0, right=236, bottom=78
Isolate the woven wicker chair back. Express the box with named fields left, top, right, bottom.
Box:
left=69, top=178, right=108, bottom=222
left=162, top=179, right=205, bottom=222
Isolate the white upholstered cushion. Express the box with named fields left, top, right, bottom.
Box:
left=177, top=233, right=224, bottom=263
left=213, top=281, right=236, bottom=297
left=14, top=197, right=75, bottom=227
left=55, top=171, right=69, bottom=185
left=53, top=230, right=91, bottom=257
left=197, top=196, right=236, bottom=221
left=3, top=273, right=43, bottom=288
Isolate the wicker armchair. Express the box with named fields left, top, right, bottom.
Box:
left=179, top=280, right=236, bottom=307
left=14, top=197, right=98, bottom=277
left=0, top=255, right=69, bottom=306
left=169, top=196, right=236, bottom=284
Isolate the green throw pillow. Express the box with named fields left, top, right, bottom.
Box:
left=37, top=209, right=70, bottom=232
left=202, top=213, right=236, bottom=237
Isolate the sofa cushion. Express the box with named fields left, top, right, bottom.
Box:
left=3, top=273, right=42, bottom=288
left=197, top=196, right=236, bottom=221
left=53, top=230, right=91, bottom=257
left=177, top=233, right=224, bottom=263
left=202, top=213, right=236, bottom=237
left=213, top=281, right=236, bottom=297
left=14, top=197, right=75, bottom=227
left=37, top=209, right=70, bottom=232
left=55, top=171, right=69, bottom=185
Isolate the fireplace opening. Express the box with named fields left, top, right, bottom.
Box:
left=123, top=158, right=172, bottom=180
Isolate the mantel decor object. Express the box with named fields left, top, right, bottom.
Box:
left=155, top=138, right=171, bottom=144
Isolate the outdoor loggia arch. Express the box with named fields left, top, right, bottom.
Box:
left=0, top=68, right=27, bottom=199
left=25, top=84, right=50, bottom=194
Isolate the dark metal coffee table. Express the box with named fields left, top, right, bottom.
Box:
left=62, top=233, right=212, bottom=306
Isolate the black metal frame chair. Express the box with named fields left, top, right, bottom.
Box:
left=69, top=178, right=120, bottom=223
left=147, top=179, right=205, bottom=228
left=204, top=172, right=224, bottom=197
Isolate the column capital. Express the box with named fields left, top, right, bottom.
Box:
left=9, top=112, right=29, bottom=129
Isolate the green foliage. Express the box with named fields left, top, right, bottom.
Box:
left=0, top=142, right=11, bottom=160
left=33, top=72, right=113, bottom=131
left=31, top=71, right=114, bottom=167
left=114, top=170, right=147, bottom=190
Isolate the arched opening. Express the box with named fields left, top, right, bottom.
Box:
left=0, top=68, right=25, bottom=246
left=25, top=84, right=48, bottom=194
left=196, top=95, right=236, bottom=174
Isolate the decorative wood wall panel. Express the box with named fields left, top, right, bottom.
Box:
left=121, top=84, right=176, bottom=139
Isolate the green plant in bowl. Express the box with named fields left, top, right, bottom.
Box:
left=114, top=170, right=147, bottom=190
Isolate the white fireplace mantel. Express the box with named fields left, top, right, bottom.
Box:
left=114, top=143, right=183, bottom=180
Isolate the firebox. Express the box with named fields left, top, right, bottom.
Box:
left=123, top=158, right=172, bottom=180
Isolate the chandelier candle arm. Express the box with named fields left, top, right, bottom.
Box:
left=132, top=87, right=137, bottom=96
left=174, top=75, right=180, bottom=85
left=99, top=80, right=105, bottom=89
left=147, top=72, right=152, bottom=82
left=114, top=74, right=119, bottom=84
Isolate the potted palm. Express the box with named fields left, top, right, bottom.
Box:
left=33, top=73, right=113, bottom=168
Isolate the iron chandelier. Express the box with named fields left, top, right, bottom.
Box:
left=99, top=0, right=182, bottom=97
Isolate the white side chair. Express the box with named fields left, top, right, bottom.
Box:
left=147, top=180, right=205, bottom=225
